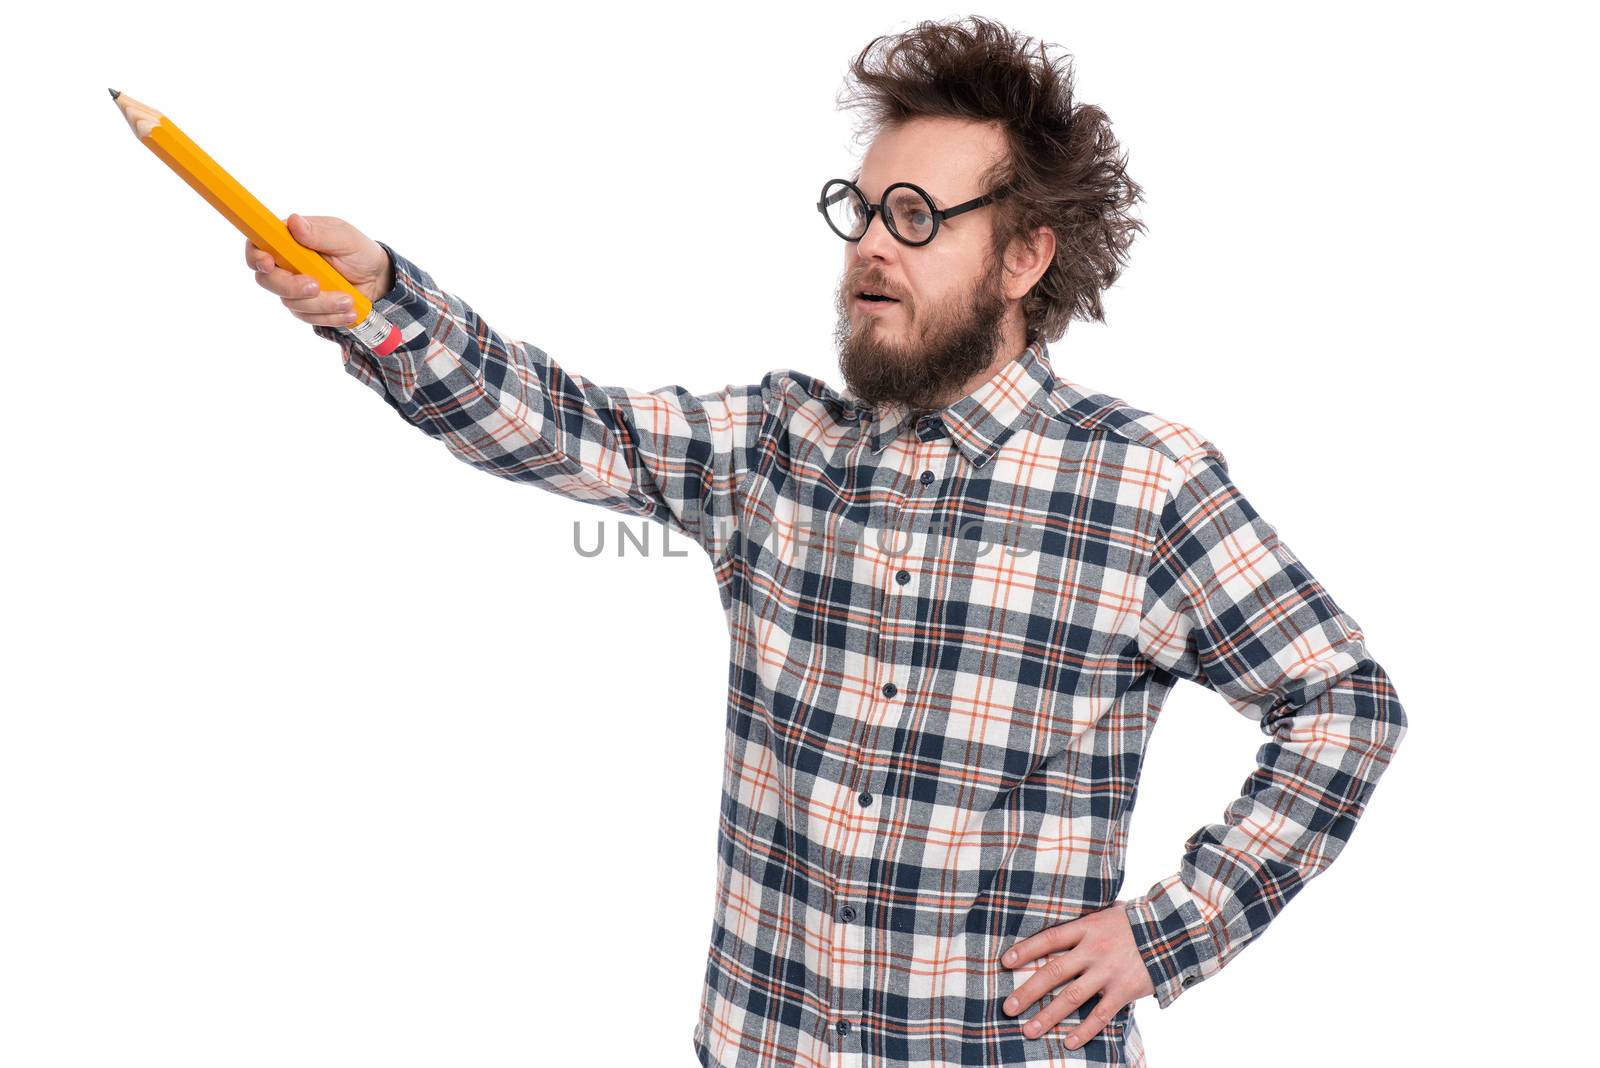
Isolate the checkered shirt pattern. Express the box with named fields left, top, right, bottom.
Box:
left=313, top=242, right=1407, bottom=1068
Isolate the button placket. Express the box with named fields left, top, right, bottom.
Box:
left=873, top=432, right=945, bottom=731
left=869, top=445, right=916, bottom=712
left=842, top=440, right=930, bottom=1065
left=831, top=878, right=867, bottom=1062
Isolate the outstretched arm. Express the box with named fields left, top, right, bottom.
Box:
left=311, top=241, right=778, bottom=562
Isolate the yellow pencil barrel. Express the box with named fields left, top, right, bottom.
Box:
left=141, top=117, right=373, bottom=324
left=114, top=90, right=401, bottom=353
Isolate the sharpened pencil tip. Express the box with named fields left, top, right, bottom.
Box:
left=108, top=88, right=120, bottom=100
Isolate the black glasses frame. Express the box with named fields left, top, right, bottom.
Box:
left=817, top=178, right=1012, bottom=248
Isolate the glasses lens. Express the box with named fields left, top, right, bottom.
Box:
left=885, top=186, right=935, bottom=244
left=823, top=181, right=868, bottom=239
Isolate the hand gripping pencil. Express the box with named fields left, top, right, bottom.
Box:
left=108, top=89, right=402, bottom=356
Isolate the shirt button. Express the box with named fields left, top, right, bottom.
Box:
left=858, top=791, right=873, bottom=807
left=920, top=470, right=934, bottom=485
left=895, top=569, right=910, bottom=585
left=882, top=682, right=897, bottom=698
left=839, top=905, right=856, bottom=923
left=1182, top=975, right=1196, bottom=987
left=836, top=1020, right=850, bottom=1035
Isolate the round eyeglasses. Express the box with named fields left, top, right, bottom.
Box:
left=817, top=178, right=1011, bottom=247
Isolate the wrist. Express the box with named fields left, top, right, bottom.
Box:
left=366, top=249, right=395, bottom=304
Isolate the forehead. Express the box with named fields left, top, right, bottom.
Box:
left=853, top=116, right=1007, bottom=204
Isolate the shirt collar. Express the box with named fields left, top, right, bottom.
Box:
left=861, top=339, right=1058, bottom=468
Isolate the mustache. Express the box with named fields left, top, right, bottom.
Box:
left=845, top=277, right=905, bottom=301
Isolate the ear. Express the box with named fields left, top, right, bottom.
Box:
left=1002, top=225, right=1056, bottom=301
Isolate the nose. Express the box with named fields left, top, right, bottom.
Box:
left=854, top=206, right=899, bottom=260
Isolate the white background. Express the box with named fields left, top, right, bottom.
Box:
left=3, top=2, right=1595, bottom=1065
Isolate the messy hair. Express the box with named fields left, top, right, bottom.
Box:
left=837, top=16, right=1146, bottom=344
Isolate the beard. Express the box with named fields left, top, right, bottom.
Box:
left=832, top=253, right=1011, bottom=413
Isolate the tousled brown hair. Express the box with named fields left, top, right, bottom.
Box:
left=837, top=16, right=1146, bottom=344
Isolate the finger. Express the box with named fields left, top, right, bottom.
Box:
left=254, top=267, right=307, bottom=300
left=288, top=289, right=358, bottom=327
left=259, top=271, right=357, bottom=321
left=256, top=268, right=325, bottom=301
left=291, top=301, right=361, bottom=328
left=298, top=310, right=360, bottom=328
left=1002, top=920, right=1085, bottom=968
left=287, top=212, right=359, bottom=257
left=244, top=240, right=275, bottom=273
left=1003, top=950, right=1086, bottom=1019
left=265, top=274, right=356, bottom=325
left=1020, top=973, right=1104, bottom=1042
left=1058, top=993, right=1130, bottom=1052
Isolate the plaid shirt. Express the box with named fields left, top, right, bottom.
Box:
left=315, top=243, right=1407, bottom=1068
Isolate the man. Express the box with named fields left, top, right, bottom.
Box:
left=244, top=17, right=1406, bottom=1068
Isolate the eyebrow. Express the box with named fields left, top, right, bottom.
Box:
left=849, top=171, right=949, bottom=210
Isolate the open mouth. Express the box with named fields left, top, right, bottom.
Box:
left=856, top=291, right=900, bottom=309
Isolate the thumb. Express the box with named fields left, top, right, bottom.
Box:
left=287, top=212, right=357, bottom=255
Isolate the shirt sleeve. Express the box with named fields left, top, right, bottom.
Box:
left=1121, top=438, right=1408, bottom=1009
left=312, top=241, right=778, bottom=562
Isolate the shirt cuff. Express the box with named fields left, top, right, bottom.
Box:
left=311, top=240, right=435, bottom=360
left=1123, top=874, right=1224, bottom=1009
